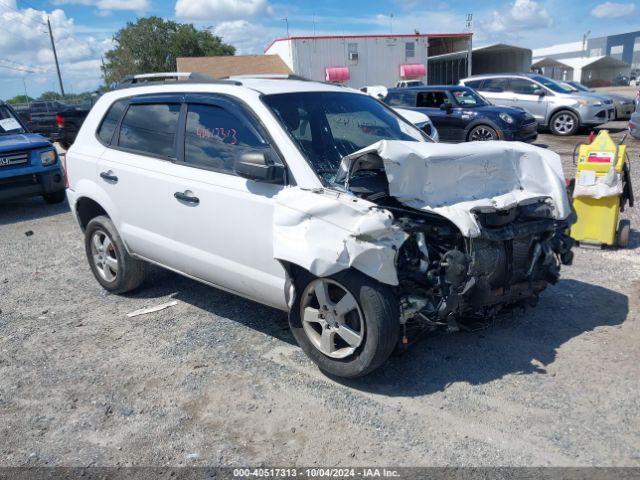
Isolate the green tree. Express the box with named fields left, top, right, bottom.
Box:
left=102, top=16, right=235, bottom=85
left=38, top=91, right=63, bottom=101
left=6, top=94, right=34, bottom=105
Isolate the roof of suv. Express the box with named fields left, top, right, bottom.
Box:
left=461, top=72, right=542, bottom=81
left=388, top=85, right=471, bottom=93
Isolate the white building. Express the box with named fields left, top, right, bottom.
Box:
left=264, top=33, right=472, bottom=88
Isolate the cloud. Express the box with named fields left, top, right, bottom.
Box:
left=53, top=0, right=150, bottom=13
left=590, top=2, right=636, bottom=18
left=175, top=0, right=274, bottom=21
left=0, top=2, right=112, bottom=96
left=483, top=0, right=553, bottom=34
left=212, top=20, right=282, bottom=54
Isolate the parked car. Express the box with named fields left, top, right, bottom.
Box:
left=393, top=107, right=439, bottom=141
left=28, top=100, right=91, bottom=148
left=361, top=86, right=439, bottom=141
left=612, top=74, right=630, bottom=87
left=629, top=100, right=640, bottom=140
left=396, top=80, right=424, bottom=88
left=460, top=73, right=614, bottom=136
left=566, top=81, right=635, bottom=120
left=0, top=101, right=65, bottom=203
left=65, top=74, right=575, bottom=378
left=384, top=85, right=538, bottom=142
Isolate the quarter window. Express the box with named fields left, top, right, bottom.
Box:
left=184, top=103, right=265, bottom=174
left=97, top=99, right=127, bottom=145
left=118, top=103, right=180, bottom=158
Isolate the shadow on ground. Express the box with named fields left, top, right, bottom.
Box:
left=125, top=269, right=628, bottom=396
left=0, top=197, right=69, bottom=226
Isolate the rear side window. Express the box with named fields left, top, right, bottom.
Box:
left=481, top=78, right=508, bottom=92
left=97, top=100, right=127, bottom=145
left=464, top=80, right=483, bottom=89
left=416, top=91, right=448, bottom=108
left=385, top=92, right=417, bottom=107
left=184, top=103, right=265, bottom=174
left=118, top=103, right=181, bottom=158
left=509, top=78, right=539, bottom=95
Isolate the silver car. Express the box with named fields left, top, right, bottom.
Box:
left=630, top=101, right=640, bottom=140
left=460, top=73, right=615, bottom=136
left=566, top=81, right=636, bottom=120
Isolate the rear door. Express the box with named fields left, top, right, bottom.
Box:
left=163, top=94, right=287, bottom=308
left=98, top=94, right=183, bottom=267
left=476, top=77, right=511, bottom=107
left=507, top=78, right=549, bottom=122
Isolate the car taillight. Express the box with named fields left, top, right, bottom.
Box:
left=55, top=114, right=64, bottom=127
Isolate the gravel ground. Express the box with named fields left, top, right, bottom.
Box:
left=0, top=128, right=639, bottom=467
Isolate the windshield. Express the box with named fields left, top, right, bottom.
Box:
left=531, top=75, right=574, bottom=93
left=0, top=106, right=26, bottom=135
left=450, top=88, right=489, bottom=107
left=262, top=91, right=425, bottom=183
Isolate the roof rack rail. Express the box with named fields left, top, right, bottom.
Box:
left=113, top=72, right=242, bottom=89
left=223, top=73, right=313, bottom=81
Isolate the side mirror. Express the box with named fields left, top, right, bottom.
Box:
left=440, top=102, right=453, bottom=111
left=234, top=150, right=285, bottom=184
left=533, top=88, right=546, bottom=96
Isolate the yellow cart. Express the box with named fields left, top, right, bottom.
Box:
left=570, top=130, right=634, bottom=248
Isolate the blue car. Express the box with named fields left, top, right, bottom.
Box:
left=384, top=85, right=538, bottom=143
left=0, top=101, right=65, bottom=204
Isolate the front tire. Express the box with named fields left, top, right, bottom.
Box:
left=289, top=269, right=399, bottom=378
left=85, top=215, right=146, bottom=294
left=549, top=110, right=579, bottom=136
left=468, top=125, right=498, bottom=142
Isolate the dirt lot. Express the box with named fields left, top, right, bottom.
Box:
left=1, top=125, right=639, bottom=467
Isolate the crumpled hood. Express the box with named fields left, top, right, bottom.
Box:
left=337, top=140, right=572, bottom=237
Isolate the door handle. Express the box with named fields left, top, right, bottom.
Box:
left=100, top=170, right=118, bottom=182
left=174, top=190, right=200, bottom=205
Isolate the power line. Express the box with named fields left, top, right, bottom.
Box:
left=0, top=0, right=48, bottom=32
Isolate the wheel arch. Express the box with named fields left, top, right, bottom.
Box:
left=548, top=107, right=581, bottom=127
left=464, top=118, right=502, bottom=141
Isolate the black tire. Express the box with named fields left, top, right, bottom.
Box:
left=549, top=110, right=580, bottom=136
left=467, top=125, right=498, bottom=142
left=42, top=190, right=66, bottom=204
left=616, top=219, right=631, bottom=248
left=289, top=269, right=399, bottom=378
left=84, top=215, right=146, bottom=294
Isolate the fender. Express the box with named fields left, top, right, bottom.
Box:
left=463, top=118, right=504, bottom=140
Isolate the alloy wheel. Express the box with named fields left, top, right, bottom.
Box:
left=300, top=278, right=365, bottom=359
left=553, top=114, right=575, bottom=134
left=470, top=126, right=496, bottom=141
left=90, top=229, right=118, bottom=282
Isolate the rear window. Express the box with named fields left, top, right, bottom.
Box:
left=463, top=80, right=483, bottom=89
left=118, top=103, right=181, bottom=158
left=97, top=100, right=127, bottom=144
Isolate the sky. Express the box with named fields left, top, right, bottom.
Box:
left=0, top=0, right=638, bottom=100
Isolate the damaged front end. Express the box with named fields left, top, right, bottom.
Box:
left=335, top=140, right=576, bottom=342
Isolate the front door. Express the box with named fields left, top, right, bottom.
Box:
left=165, top=95, right=287, bottom=309
left=507, top=78, right=549, bottom=123
left=415, top=90, right=463, bottom=142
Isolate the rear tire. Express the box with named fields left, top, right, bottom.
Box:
left=289, top=269, right=399, bottom=378
left=42, top=190, right=66, bottom=204
left=467, top=125, right=498, bottom=141
left=549, top=110, right=579, bottom=136
left=85, top=215, right=146, bottom=294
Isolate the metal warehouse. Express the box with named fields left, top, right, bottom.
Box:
left=264, top=33, right=472, bottom=88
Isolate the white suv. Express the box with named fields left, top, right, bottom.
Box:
left=66, top=74, right=575, bottom=378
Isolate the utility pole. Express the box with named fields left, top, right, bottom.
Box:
left=46, top=16, right=65, bottom=97
left=282, top=17, right=289, bottom=38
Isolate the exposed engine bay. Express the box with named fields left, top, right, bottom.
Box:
left=341, top=141, right=576, bottom=342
